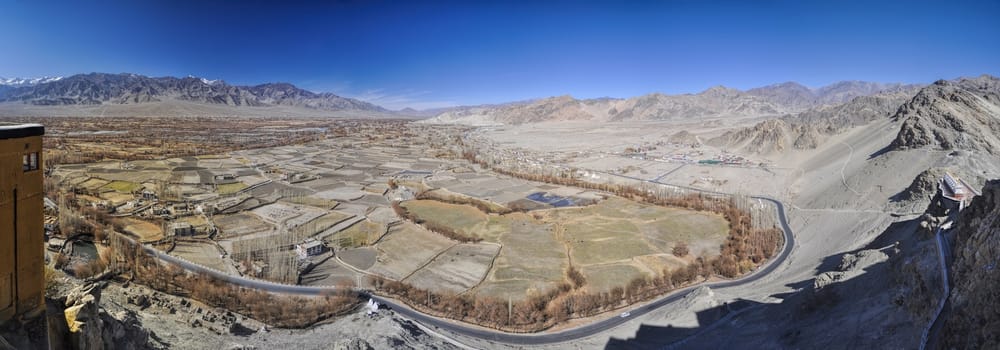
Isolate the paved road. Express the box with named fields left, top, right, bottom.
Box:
left=134, top=172, right=796, bottom=346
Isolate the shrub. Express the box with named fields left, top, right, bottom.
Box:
left=672, top=242, right=689, bottom=257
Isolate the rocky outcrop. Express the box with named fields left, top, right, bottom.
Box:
left=665, top=130, right=701, bottom=146
left=813, top=248, right=890, bottom=290
left=51, top=283, right=160, bottom=350
left=938, top=180, right=1000, bottom=348
left=63, top=284, right=105, bottom=350
left=894, top=168, right=959, bottom=209
left=889, top=75, right=1000, bottom=155
left=707, top=119, right=791, bottom=154
left=791, top=124, right=822, bottom=149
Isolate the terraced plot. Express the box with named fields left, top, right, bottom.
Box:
left=401, top=200, right=488, bottom=234
left=404, top=243, right=500, bottom=293
left=101, top=180, right=142, bottom=193
left=475, top=216, right=567, bottom=300
left=368, top=223, right=455, bottom=280
left=214, top=212, right=272, bottom=238
left=328, top=219, right=386, bottom=248
left=122, top=218, right=164, bottom=242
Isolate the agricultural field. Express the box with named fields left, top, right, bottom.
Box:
left=45, top=119, right=742, bottom=307
left=121, top=218, right=164, bottom=242
left=171, top=241, right=232, bottom=273
left=101, top=180, right=142, bottom=193
left=327, top=220, right=386, bottom=248
left=368, top=222, right=456, bottom=280
left=216, top=182, right=247, bottom=194
left=214, top=212, right=272, bottom=238
left=396, top=195, right=729, bottom=299
left=400, top=200, right=488, bottom=236
left=476, top=217, right=567, bottom=300
left=403, top=243, right=500, bottom=293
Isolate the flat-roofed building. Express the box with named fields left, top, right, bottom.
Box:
left=940, top=172, right=981, bottom=210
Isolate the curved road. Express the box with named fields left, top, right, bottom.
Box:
left=135, top=174, right=795, bottom=346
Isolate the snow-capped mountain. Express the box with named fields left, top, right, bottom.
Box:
left=0, top=76, right=64, bottom=87
left=187, top=75, right=223, bottom=86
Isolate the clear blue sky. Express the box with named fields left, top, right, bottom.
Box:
left=1, top=0, right=998, bottom=110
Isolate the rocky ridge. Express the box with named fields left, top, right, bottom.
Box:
left=707, top=119, right=796, bottom=154
left=889, top=75, right=1000, bottom=155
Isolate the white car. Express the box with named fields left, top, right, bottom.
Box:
left=620, top=311, right=630, bottom=318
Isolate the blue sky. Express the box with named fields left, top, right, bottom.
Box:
left=1, top=0, right=998, bottom=110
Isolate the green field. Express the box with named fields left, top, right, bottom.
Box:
left=329, top=220, right=386, bottom=248
left=580, top=263, right=649, bottom=293
left=217, top=182, right=248, bottom=194
left=401, top=200, right=492, bottom=238
left=101, top=180, right=142, bottom=193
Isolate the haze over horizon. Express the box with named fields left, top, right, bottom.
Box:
left=2, top=0, right=999, bottom=110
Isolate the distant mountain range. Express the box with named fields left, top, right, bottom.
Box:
left=0, top=73, right=388, bottom=115
left=7, top=73, right=992, bottom=138
left=422, top=81, right=921, bottom=125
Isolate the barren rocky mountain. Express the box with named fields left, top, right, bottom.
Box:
left=788, top=85, right=924, bottom=131
left=745, top=81, right=917, bottom=109
left=424, top=80, right=914, bottom=125
left=707, top=119, right=797, bottom=154
left=607, top=86, right=783, bottom=121
left=713, top=76, right=1000, bottom=157
left=889, top=75, right=1000, bottom=155
left=0, top=73, right=389, bottom=113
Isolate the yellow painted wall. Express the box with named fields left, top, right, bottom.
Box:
left=0, top=134, right=44, bottom=322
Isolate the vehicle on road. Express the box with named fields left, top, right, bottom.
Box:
left=620, top=311, right=630, bottom=318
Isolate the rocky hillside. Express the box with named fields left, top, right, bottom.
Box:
left=938, top=180, right=1000, bottom=348
left=0, top=73, right=389, bottom=113
left=424, top=80, right=910, bottom=125
left=707, top=119, right=796, bottom=154
left=607, top=86, right=783, bottom=121
left=708, top=86, right=924, bottom=155
left=889, top=75, right=1000, bottom=155
left=746, top=81, right=917, bottom=110
left=789, top=85, right=922, bottom=131
left=665, top=130, right=701, bottom=146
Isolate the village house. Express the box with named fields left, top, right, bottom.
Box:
left=295, top=238, right=327, bottom=259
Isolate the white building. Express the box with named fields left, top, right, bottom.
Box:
left=295, top=238, right=326, bottom=259
left=940, top=172, right=980, bottom=210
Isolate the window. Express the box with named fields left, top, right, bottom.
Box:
left=23, top=152, right=38, bottom=171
